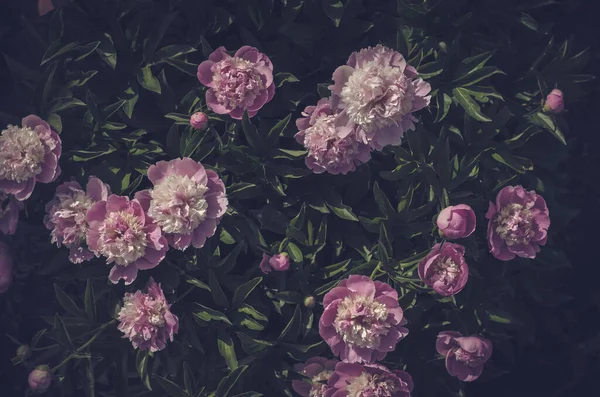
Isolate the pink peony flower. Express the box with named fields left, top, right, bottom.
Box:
left=28, top=365, right=52, bottom=391
left=436, top=204, right=476, bottom=240
left=190, top=112, right=209, bottom=130
left=0, top=241, right=13, bottom=293
left=329, top=45, right=431, bottom=151
left=0, top=115, right=62, bottom=200
left=197, top=46, right=275, bottom=119
left=485, top=185, right=550, bottom=261
left=543, top=89, right=564, bottom=114
left=436, top=331, right=493, bottom=382
left=259, top=252, right=290, bottom=274
left=319, top=275, right=408, bottom=363
left=292, top=357, right=338, bottom=397
left=44, top=177, right=111, bottom=263
left=134, top=158, right=227, bottom=251
left=117, top=278, right=179, bottom=352
left=295, top=98, right=371, bottom=175
left=86, top=195, right=168, bottom=285
left=259, top=252, right=272, bottom=274
left=418, top=243, right=469, bottom=297
left=0, top=192, right=23, bottom=235
left=326, top=362, right=413, bottom=397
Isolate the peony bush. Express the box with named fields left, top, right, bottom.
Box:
left=0, top=1, right=595, bottom=397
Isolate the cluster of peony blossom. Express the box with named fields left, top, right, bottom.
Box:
left=0, top=43, right=554, bottom=395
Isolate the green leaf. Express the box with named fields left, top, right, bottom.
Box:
left=453, top=66, right=504, bottom=87
left=54, top=283, right=85, bottom=318
left=47, top=114, right=62, bottom=134
left=287, top=243, right=303, bottom=263
left=267, top=114, right=292, bottom=143
left=83, top=358, right=95, bottom=397
left=209, top=271, right=230, bottom=308
left=48, top=98, right=86, bottom=114
left=373, top=181, right=396, bottom=218
left=165, top=59, right=200, bottom=76
left=41, top=40, right=78, bottom=65
left=318, top=259, right=352, bottom=279
left=215, top=365, right=248, bottom=397
left=137, top=66, right=162, bottom=94
left=417, top=61, right=444, bottom=78
left=452, top=87, right=492, bottom=122
left=528, top=112, right=566, bottom=145
left=143, top=11, right=178, bottom=63
left=278, top=305, right=302, bottom=342
left=193, top=303, right=232, bottom=326
left=97, top=34, right=117, bottom=69
left=274, top=72, right=299, bottom=87
left=155, top=376, right=190, bottom=397
left=378, top=223, right=393, bottom=264
left=322, top=0, right=345, bottom=27
left=84, top=280, right=96, bottom=322
left=485, top=309, right=523, bottom=326
left=456, top=51, right=494, bottom=76
left=218, top=330, right=238, bottom=370
left=242, top=111, right=263, bottom=150
left=491, top=151, right=533, bottom=174
left=165, top=112, right=192, bottom=124
left=153, top=45, right=197, bottom=62
left=380, top=161, right=418, bottom=181
left=232, top=277, right=263, bottom=309
left=54, top=315, right=75, bottom=349
left=228, top=183, right=263, bottom=200
left=136, top=350, right=152, bottom=390
left=186, top=277, right=211, bottom=291
left=66, top=70, right=98, bottom=88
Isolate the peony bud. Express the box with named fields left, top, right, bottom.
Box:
left=0, top=241, right=13, bottom=293
left=436, top=204, right=476, bottom=240
left=16, top=345, right=32, bottom=360
left=303, top=295, right=316, bottom=308
left=190, top=112, right=209, bottom=130
left=28, top=365, right=52, bottom=391
left=269, top=253, right=290, bottom=272
left=543, top=89, right=564, bottom=114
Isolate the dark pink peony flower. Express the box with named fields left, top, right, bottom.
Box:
left=197, top=46, right=275, bottom=119
left=485, top=185, right=550, bottom=261
left=270, top=253, right=290, bottom=271
left=117, top=278, right=179, bottom=352
left=0, top=192, right=23, bottom=235
left=28, top=365, right=52, bottom=391
left=0, top=241, right=13, bottom=293
left=86, top=195, right=168, bottom=285
left=190, top=112, right=209, bottom=130
left=44, top=177, right=111, bottom=263
left=0, top=115, right=61, bottom=200
left=259, top=252, right=272, bottom=274
left=436, top=204, right=476, bottom=240
left=329, top=45, right=431, bottom=151
left=135, top=158, right=227, bottom=251
left=295, top=98, right=371, bottom=175
left=292, top=357, right=338, bottom=397
left=436, top=331, right=492, bottom=382
left=319, top=275, right=408, bottom=363
left=325, top=362, right=413, bottom=397
left=543, top=89, right=564, bottom=113
left=418, top=243, right=469, bottom=297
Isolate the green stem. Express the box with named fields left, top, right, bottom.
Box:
left=369, top=263, right=382, bottom=279
left=51, top=319, right=117, bottom=373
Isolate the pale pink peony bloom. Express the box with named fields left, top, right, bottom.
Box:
left=44, top=177, right=111, bottom=263
left=86, top=195, right=168, bottom=285
left=0, top=115, right=62, bottom=200
left=543, top=89, right=564, bottom=114
left=436, top=331, right=493, bottom=382
left=485, top=185, right=550, bottom=261
left=197, top=46, right=275, bottom=119
left=190, top=112, right=209, bottom=130
left=295, top=98, right=371, bottom=175
left=292, top=357, right=338, bottom=397
left=319, top=275, right=408, bottom=364
left=0, top=241, right=13, bottom=293
left=418, top=243, right=469, bottom=297
left=0, top=192, right=23, bottom=235
left=134, top=158, right=227, bottom=251
left=330, top=45, right=431, bottom=151
left=28, top=365, right=52, bottom=391
left=326, top=362, right=413, bottom=397
left=117, top=278, right=179, bottom=352
left=436, top=204, right=476, bottom=240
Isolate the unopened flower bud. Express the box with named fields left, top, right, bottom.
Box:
left=303, top=295, right=316, bottom=308
left=190, top=112, right=209, bottom=130
left=16, top=345, right=31, bottom=360
left=543, top=89, right=564, bottom=114
left=28, top=365, right=52, bottom=391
